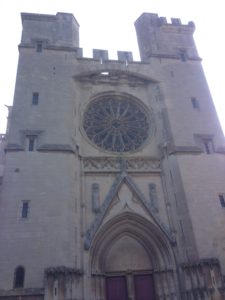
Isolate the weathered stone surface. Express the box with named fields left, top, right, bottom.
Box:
left=0, top=11, right=225, bottom=300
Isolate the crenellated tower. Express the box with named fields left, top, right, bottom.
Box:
left=135, top=13, right=198, bottom=61
left=0, top=11, right=225, bottom=300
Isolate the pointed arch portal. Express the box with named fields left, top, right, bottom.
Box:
left=90, top=213, right=179, bottom=300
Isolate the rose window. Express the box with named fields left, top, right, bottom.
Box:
left=83, top=96, right=151, bottom=152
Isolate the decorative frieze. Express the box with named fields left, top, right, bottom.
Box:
left=45, top=266, right=83, bottom=276
left=82, top=157, right=161, bottom=173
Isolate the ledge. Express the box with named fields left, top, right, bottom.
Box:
left=5, top=143, right=77, bottom=154
left=4, top=144, right=24, bottom=151
left=168, top=146, right=202, bottom=155
left=148, top=53, right=201, bottom=61
left=37, top=144, right=76, bottom=153
left=0, top=288, right=44, bottom=297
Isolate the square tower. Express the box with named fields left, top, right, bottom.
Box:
left=0, top=12, right=225, bottom=300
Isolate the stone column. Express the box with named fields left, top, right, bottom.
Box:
left=154, top=270, right=165, bottom=300
left=127, top=273, right=134, bottom=300
left=99, top=275, right=105, bottom=300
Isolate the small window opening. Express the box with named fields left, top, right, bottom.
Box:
left=36, top=43, right=43, bottom=53
left=180, top=50, right=187, bottom=62
left=191, top=97, right=199, bottom=109
left=14, top=266, right=25, bottom=288
left=203, top=139, right=213, bottom=154
left=100, top=72, right=109, bottom=76
left=219, top=194, right=225, bottom=208
left=32, top=92, right=39, bottom=105
left=21, top=201, right=29, bottom=218
left=27, top=136, right=36, bottom=152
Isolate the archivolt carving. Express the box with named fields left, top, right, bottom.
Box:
left=90, top=212, right=175, bottom=272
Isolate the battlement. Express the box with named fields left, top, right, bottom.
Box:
left=135, top=13, right=198, bottom=61
left=135, top=13, right=195, bottom=32
left=18, top=39, right=139, bottom=63
left=19, top=11, right=199, bottom=63
left=77, top=49, right=134, bottom=63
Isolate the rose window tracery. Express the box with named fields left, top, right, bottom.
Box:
left=83, top=96, right=151, bottom=152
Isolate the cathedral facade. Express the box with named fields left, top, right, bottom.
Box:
left=0, top=11, right=225, bottom=300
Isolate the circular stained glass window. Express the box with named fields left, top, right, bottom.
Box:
left=83, top=95, right=151, bottom=153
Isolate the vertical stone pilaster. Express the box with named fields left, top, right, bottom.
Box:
left=44, top=275, right=54, bottom=300
left=99, top=275, right=105, bottom=300
left=58, top=274, right=66, bottom=300
left=154, top=271, right=165, bottom=300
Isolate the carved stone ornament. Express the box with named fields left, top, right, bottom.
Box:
left=45, top=266, right=83, bottom=276
left=74, top=70, right=150, bottom=86
left=82, top=157, right=161, bottom=173
left=84, top=173, right=175, bottom=250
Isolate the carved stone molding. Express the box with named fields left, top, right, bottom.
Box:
left=45, top=266, right=83, bottom=276
left=74, top=70, right=150, bottom=86
left=181, top=257, right=220, bottom=269
left=82, top=157, right=161, bottom=173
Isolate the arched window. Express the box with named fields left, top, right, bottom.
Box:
left=14, top=266, right=25, bottom=288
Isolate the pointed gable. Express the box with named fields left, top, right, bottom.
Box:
left=84, top=173, right=175, bottom=250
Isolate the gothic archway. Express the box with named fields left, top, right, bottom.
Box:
left=90, top=212, right=179, bottom=300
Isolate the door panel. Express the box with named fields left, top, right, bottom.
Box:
left=134, top=274, right=155, bottom=300
left=106, top=276, right=128, bottom=300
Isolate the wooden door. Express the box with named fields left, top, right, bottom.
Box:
left=106, top=276, right=128, bottom=300
left=134, top=274, right=155, bottom=300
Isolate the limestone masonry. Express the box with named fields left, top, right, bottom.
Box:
left=0, top=11, right=225, bottom=300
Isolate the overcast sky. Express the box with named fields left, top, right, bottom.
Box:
left=0, top=0, right=224, bottom=135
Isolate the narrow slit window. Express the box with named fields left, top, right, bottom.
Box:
left=194, top=135, right=214, bottom=155
left=203, top=139, right=213, bottom=154
left=21, top=201, right=29, bottom=218
left=219, top=194, right=225, bottom=208
left=14, top=266, right=25, bottom=288
left=36, top=42, right=43, bottom=53
left=32, top=92, right=39, bottom=105
left=191, top=97, right=199, bottom=109
left=180, top=50, right=187, bottom=62
left=27, top=136, right=36, bottom=152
